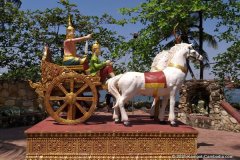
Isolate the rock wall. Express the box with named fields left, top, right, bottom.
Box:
left=0, top=80, right=39, bottom=111
left=178, top=80, right=240, bottom=132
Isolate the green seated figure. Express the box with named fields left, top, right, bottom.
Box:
left=89, top=41, right=115, bottom=82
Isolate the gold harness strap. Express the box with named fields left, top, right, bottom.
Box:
left=168, top=62, right=188, bottom=74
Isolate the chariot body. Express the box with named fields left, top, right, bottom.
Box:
left=30, top=49, right=108, bottom=125
left=29, top=15, right=113, bottom=125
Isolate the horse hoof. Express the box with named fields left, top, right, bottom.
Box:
left=114, top=120, right=122, bottom=124
left=170, top=123, right=178, bottom=127
left=150, top=116, right=154, bottom=119
left=123, top=121, right=131, bottom=127
left=159, top=121, right=168, bottom=125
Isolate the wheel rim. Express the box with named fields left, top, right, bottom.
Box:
left=44, top=72, right=98, bottom=124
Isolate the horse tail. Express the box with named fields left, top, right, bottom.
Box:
left=106, top=74, right=123, bottom=108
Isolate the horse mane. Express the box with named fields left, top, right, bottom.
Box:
left=150, top=50, right=170, bottom=71
left=150, top=43, right=188, bottom=72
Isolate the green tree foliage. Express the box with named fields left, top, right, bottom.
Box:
left=208, top=0, right=240, bottom=42
left=0, top=0, right=124, bottom=80
left=117, top=0, right=240, bottom=75
left=212, top=42, right=240, bottom=87
left=6, top=0, right=22, bottom=8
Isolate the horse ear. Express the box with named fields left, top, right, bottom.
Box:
left=173, top=23, right=182, bottom=44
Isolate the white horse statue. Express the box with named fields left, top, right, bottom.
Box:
left=107, top=43, right=203, bottom=126
left=148, top=48, right=177, bottom=120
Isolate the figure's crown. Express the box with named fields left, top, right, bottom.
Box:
left=92, top=41, right=100, bottom=51
left=66, top=15, right=75, bottom=39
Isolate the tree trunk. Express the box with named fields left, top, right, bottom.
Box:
left=199, top=11, right=204, bottom=79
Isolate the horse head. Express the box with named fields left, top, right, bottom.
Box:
left=175, top=43, right=203, bottom=62
left=185, top=44, right=203, bottom=62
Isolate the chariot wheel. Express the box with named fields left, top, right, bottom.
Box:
left=44, top=72, right=98, bottom=124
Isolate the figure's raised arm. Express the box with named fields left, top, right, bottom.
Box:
left=71, top=34, right=92, bottom=43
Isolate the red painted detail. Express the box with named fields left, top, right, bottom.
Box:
left=25, top=115, right=198, bottom=134
left=220, top=101, right=240, bottom=124
left=144, top=71, right=167, bottom=88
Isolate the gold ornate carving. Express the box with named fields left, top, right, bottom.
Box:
left=44, top=72, right=98, bottom=124
left=139, top=139, right=153, bottom=153
left=108, top=139, right=123, bottom=154
left=47, top=139, right=61, bottom=153
left=62, top=139, right=77, bottom=153
left=26, top=131, right=198, bottom=159
left=153, top=139, right=168, bottom=153
left=41, top=60, right=66, bottom=84
left=26, top=132, right=198, bottom=138
left=31, top=139, right=47, bottom=153
left=78, top=139, right=92, bottom=153
left=31, top=59, right=103, bottom=124
left=28, top=80, right=45, bottom=110
left=123, top=139, right=138, bottom=153
left=93, top=139, right=107, bottom=153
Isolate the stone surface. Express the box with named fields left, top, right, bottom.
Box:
left=211, top=91, right=220, bottom=97
left=0, top=80, right=39, bottom=111
left=0, top=89, right=9, bottom=97
left=213, top=107, right=220, bottom=113
left=179, top=96, right=187, bottom=103
left=22, top=101, right=33, bottom=107
left=229, top=117, right=237, bottom=124
left=4, top=99, right=15, bottom=106
left=221, top=110, right=228, bottom=116
left=2, top=82, right=8, bottom=89
left=0, top=97, right=5, bottom=105
left=18, top=89, right=26, bottom=97
left=178, top=80, right=239, bottom=132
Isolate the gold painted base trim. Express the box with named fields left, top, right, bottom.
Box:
left=26, top=131, right=198, bottom=160
left=26, top=154, right=197, bottom=160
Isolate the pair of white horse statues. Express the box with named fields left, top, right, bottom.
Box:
left=107, top=43, right=203, bottom=127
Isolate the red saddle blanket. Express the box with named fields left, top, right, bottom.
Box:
left=144, top=71, right=166, bottom=88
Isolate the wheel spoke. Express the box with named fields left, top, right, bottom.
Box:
left=76, top=97, right=94, bottom=102
left=75, top=102, right=87, bottom=114
left=67, top=104, right=76, bottom=120
left=50, top=96, right=65, bottom=101
left=55, top=101, right=68, bottom=115
left=70, top=78, right=74, bottom=93
left=75, top=83, right=88, bottom=95
left=57, top=83, right=68, bottom=95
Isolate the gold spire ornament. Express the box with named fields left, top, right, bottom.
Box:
left=66, top=15, right=75, bottom=39
left=92, top=41, right=100, bottom=52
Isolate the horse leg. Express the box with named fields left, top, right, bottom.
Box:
left=168, top=87, right=178, bottom=127
left=113, top=107, right=121, bottom=123
left=105, top=93, right=112, bottom=112
left=158, top=95, right=169, bottom=124
left=118, top=96, right=130, bottom=127
left=112, top=96, right=121, bottom=123
left=149, top=98, right=156, bottom=119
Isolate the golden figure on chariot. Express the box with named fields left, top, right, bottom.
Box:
left=62, top=16, right=115, bottom=82
left=62, top=16, right=91, bottom=70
